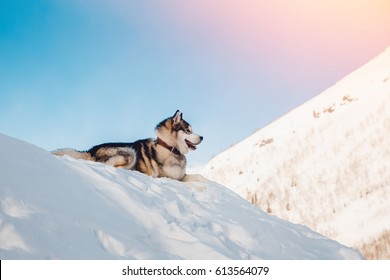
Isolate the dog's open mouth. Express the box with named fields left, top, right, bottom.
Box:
left=185, top=139, right=198, bottom=150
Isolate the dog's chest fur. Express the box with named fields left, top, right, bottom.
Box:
left=155, top=145, right=187, bottom=180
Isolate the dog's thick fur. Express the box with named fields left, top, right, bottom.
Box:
left=52, top=110, right=205, bottom=182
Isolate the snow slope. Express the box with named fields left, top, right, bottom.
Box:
left=0, top=134, right=363, bottom=259
left=202, top=47, right=390, bottom=259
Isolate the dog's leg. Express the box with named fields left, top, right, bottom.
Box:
left=181, top=174, right=212, bottom=192
left=104, top=147, right=136, bottom=170
left=182, top=174, right=210, bottom=183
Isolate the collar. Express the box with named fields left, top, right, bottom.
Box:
left=156, top=137, right=181, bottom=156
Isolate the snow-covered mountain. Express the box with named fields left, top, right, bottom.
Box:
left=0, top=133, right=363, bottom=259
left=202, top=47, right=390, bottom=259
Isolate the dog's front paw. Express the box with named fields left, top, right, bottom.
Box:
left=182, top=174, right=210, bottom=183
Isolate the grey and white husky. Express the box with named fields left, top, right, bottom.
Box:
left=52, top=110, right=206, bottom=182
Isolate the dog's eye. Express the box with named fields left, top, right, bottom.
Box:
left=184, top=126, right=192, bottom=134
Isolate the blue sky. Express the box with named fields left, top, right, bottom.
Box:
left=1, top=0, right=389, bottom=167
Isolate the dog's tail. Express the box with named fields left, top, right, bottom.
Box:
left=51, top=149, right=94, bottom=161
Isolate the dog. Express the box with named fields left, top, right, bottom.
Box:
left=52, top=110, right=206, bottom=182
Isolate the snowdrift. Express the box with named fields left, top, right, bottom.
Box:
left=0, top=133, right=362, bottom=259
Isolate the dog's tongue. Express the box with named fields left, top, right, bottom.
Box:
left=185, top=140, right=197, bottom=150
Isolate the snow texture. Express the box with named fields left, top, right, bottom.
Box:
left=0, top=133, right=362, bottom=259
left=202, top=47, right=390, bottom=259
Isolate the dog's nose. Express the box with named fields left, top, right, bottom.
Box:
left=200, top=136, right=203, bottom=141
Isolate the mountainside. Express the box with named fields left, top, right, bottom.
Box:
left=202, top=47, right=390, bottom=259
left=0, top=133, right=363, bottom=260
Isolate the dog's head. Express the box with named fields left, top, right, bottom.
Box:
left=156, top=110, right=203, bottom=155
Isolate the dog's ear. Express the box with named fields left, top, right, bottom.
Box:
left=173, top=110, right=182, bottom=124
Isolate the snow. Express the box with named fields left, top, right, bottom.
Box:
left=0, top=134, right=362, bottom=259
left=202, top=46, right=390, bottom=259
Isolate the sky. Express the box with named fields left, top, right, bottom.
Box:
left=1, top=0, right=389, bottom=167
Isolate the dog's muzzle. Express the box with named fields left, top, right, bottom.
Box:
left=185, top=136, right=203, bottom=150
